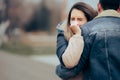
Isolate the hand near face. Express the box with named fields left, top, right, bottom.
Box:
left=70, top=9, right=87, bottom=35
left=70, top=22, right=81, bottom=35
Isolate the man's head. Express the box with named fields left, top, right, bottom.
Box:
left=98, top=0, right=120, bottom=12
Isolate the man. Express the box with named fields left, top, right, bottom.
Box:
left=77, top=0, right=120, bottom=80
left=80, top=0, right=120, bottom=80
left=56, top=0, right=120, bottom=80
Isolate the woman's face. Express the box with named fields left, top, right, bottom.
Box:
left=70, top=9, right=87, bottom=27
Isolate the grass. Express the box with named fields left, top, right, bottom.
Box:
left=0, top=41, right=56, bottom=56
left=0, top=41, right=34, bottom=56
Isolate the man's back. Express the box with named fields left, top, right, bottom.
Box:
left=81, top=10, right=120, bottom=80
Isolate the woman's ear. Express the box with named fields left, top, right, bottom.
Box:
left=97, top=3, right=103, bottom=13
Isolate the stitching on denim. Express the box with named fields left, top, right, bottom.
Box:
left=104, top=31, right=112, bottom=80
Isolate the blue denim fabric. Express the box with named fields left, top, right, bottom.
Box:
left=56, top=64, right=79, bottom=79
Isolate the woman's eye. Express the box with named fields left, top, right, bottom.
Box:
left=78, top=18, right=82, bottom=21
left=71, top=18, right=75, bottom=21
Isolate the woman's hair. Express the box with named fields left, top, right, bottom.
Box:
left=64, top=2, right=97, bottom=41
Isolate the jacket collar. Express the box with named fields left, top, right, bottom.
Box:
left=56, top=20, right=67, bottom=32
left=95, top=10, right=120, bottom=19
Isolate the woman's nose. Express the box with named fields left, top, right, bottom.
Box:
left=71, top=21, right=78, bottom=26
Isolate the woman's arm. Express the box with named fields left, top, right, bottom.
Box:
left=62, top=34, right=84, bottom=68
left=56, top=32, right=68, bottom=66
left=56, top=24, right=91, bottom=80
left=56, top=64, right=79, bottom=79
left=56, top=29, right=84, bottom=68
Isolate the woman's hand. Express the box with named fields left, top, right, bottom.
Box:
left=70, top=23, right=81, bottom=35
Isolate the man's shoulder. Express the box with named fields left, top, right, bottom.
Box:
left=81, top=19, right=97, bottom=32
left=80, top=18, right=104, bottom=36
left=81, top=16, right=120, bottom=36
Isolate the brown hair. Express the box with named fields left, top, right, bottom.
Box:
left=64, top=2, right=97, bottom=41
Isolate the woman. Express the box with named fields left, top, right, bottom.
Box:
left=56, top=2, right=97, bottom=80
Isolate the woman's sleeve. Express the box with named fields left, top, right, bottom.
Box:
left=56, top=31, right=84, bottom=68
left=56, top=32, right=68, bottom=66
left=56, top=35, right=85, bottom=79
left=56, top=64, right=79, bottom=80
left=56, top=26, right=91, bottom=80
left=62, top=34, right=84, bottom=68
left=56, top=30, right=85, bottom=79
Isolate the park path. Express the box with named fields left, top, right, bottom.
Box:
left=0, top=50, right=60, bottom=80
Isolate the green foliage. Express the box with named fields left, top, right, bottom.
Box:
left=0, top=41, right=33, bottom=56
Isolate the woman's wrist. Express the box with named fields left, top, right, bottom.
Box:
left=75, top=32, right=81, bottom=35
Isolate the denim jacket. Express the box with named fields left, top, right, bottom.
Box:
left=56, top=10, right=120, bottom=80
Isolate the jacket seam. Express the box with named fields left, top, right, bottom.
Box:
left=104, top=31, right=112, bottom=80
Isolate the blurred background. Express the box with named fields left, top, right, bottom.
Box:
left=0, top=0, right=98, bottom=80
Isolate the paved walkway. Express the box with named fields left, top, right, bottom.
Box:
left=0, top=50, right=61, bottom=80
left=30, top=55, right=60, bottom=66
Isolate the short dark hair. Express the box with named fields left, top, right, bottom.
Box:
left=99, top=0, right=119, bottom=10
